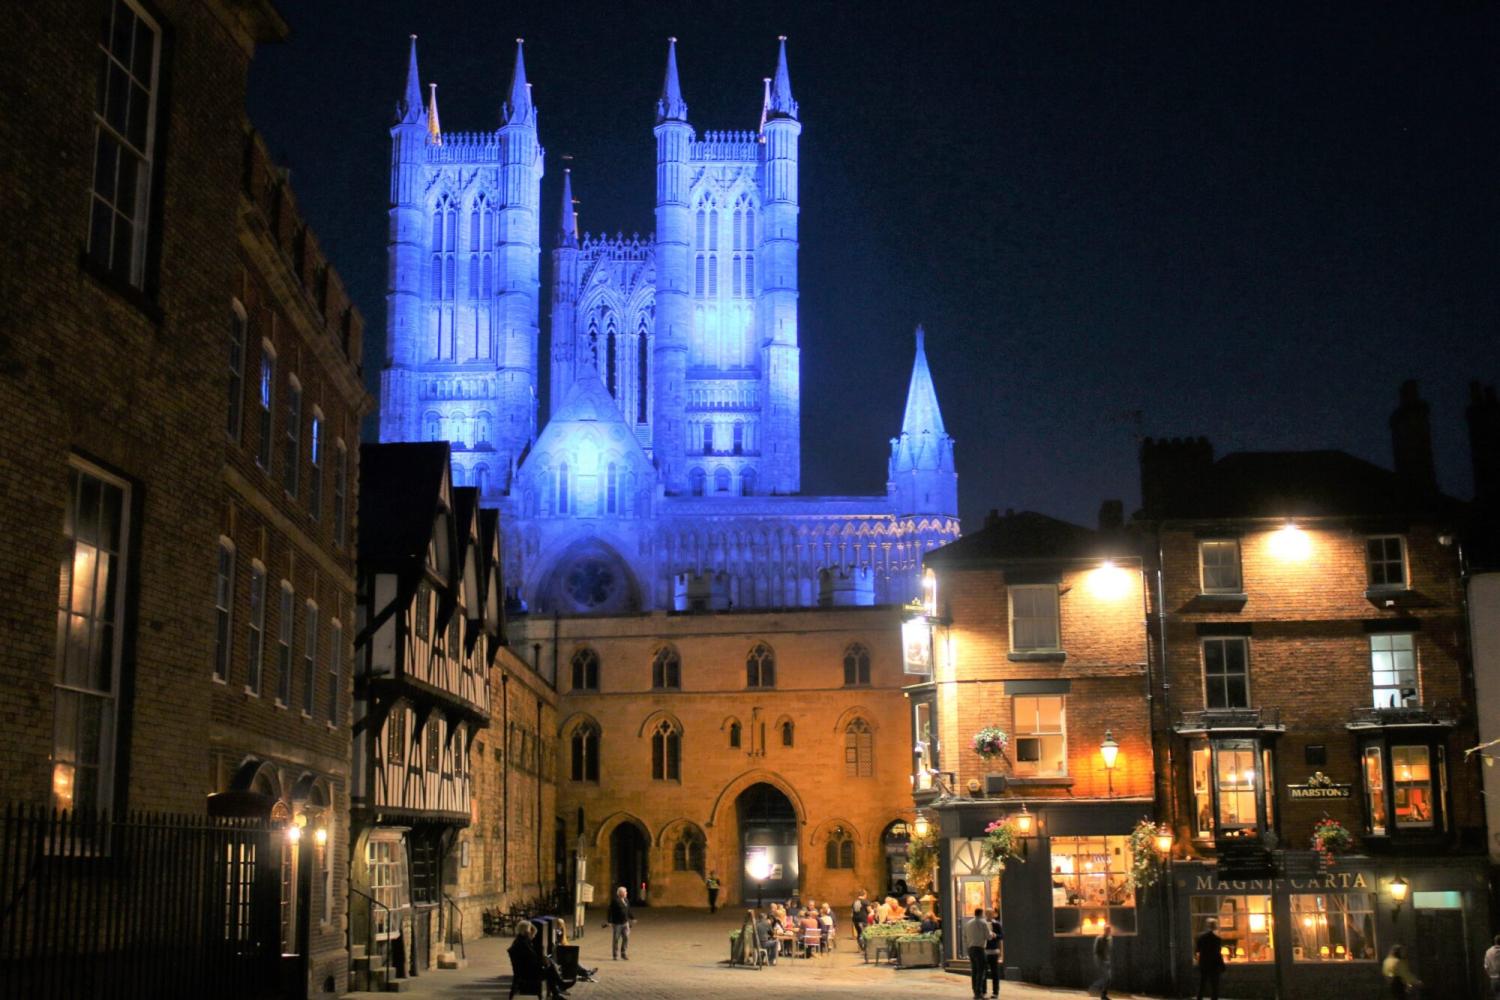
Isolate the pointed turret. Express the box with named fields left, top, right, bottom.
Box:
left=656, top=37, right=689, bottom=123
left=759, top=77, right=771, bottom=133
left=426, top=83, right=442, bottom=144
left=501, top=38, right=535, bottom=127
left=767, top=35, right=798, bottom=120
left=901, top=326, right=946, bottom=437
left=395, top=34, right=423, bottom=125
left=556, top=167, right=577, bottom=249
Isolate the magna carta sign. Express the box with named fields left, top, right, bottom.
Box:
left=1287, top=771, right=1352, bottom=800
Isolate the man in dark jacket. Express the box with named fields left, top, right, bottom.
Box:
left=1195, top=917, right=1226, bottom=1000
left=606, top=885, right=634, bottom=960
left=851, top=890, right=869, bottom=946
left=508, top=923, right=568, bottom=998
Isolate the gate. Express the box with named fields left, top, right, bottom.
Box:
left=0, top=804, right=280, bottom=1000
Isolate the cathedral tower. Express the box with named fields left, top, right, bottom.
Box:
left=758, top=37, right=802, bottom=493
left=652, top=38, right=693, bottom=494
left=380, top=36, right=428, bottom=444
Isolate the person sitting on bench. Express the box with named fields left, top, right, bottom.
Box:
left=508, top=922, right=569, bottom=998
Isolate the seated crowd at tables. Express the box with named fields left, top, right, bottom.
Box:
left=738, top=892, right=941, bottom=965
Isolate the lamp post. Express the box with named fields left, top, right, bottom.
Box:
left=1100, top=730, right=1119, bottom=798
left=1154, top=826, right=1177, bottom=996
left=750, top=857, right=771, bottom=910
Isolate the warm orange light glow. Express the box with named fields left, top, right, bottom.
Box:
left=1100, top=730, right=1120, bottom=770
left=1014, top=803, right=1034, bottom=836
left=1249, top=912, right=1266, bottom=932
left=1269, top=523, right=1311, bottom=561
left=51, top=764, right=75, bottom=810
left=1154, top=828, right=1174, bottom=855
left=286, top=824, right=302, bottom=844
left=1087, top=561, right=1132, bottom=600
left=913, top=813, right=930, bottom=838
left=1319, top=945, right=1330, bottom=957
left=314, top=827, right=329, bottom=847
left=1389, top=877, right=1409, bottom=903
left=922, top=570, right=938, bottom=617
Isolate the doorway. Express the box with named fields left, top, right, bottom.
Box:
left=737, top=783, right=799, bottom=906
left=882, top=820, right=911, bottom=897
left=609, top=821, right=650, bottom=906
left=1414, top=905, right=1470, bottom=999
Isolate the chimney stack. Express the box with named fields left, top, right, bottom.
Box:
left=1138, top=437, right=1214, bottom=518
left=1390, top=380, right=1438, bottom=501
left=1468, top=381, right=1500, bottom=508
left=1098, top=499, right=1124, bottom=533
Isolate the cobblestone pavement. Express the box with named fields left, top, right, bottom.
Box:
left=347, top=908, right=1156, bottom=1000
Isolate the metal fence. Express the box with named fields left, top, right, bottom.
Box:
left=0, top=804, right=281, bottom=1000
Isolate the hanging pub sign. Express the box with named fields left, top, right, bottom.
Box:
left=1287, top=771, right=1352, bottom=800
left=902, top=614, right=933, bottom=675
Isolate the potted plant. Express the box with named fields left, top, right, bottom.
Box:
left=862, top=921, right=907, bottom=962
left=1311, top=816, right=1354, bottom=869
left=907, top=827, right=940, bottom=893
left=972, top=726, right=1009, bottom=763
left=982, top=818, right=1024, bottom=870
left=1126, top=818, right=1165, bottom=890
left=894, top=930, right=942, bottom=968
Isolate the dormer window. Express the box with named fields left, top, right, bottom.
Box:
left=1366, top=536, right=1406, bottom=589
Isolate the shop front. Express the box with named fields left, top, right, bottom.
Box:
left=1165, top=857, right=1490, bottom=1000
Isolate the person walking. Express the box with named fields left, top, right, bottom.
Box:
left=1090, top=924, right=1113, bottom=999
left=1382, top=944, right=1420, bottom=999
left=963, top=907, right=992, bottom=1000
left=705, top=870, right=721, bottom=914
left=605, top=885, right=634, bottom=960
left=1195, top=917, right=1226, bottom=1000
left=984, top=908, right=1004, bottom=998
left=1485, top=933, right=1500, bottom=999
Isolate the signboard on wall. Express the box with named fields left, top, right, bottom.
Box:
left=903, top=618, right=933, bottom=674
left=1287, top=772, right=1353, bottom=800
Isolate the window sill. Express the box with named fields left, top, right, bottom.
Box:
left=79, top=251, right=163, bottom=324
left=1007, top=651, right=1066, bottom=663
left=1008, top=775, right=1073, bottom=787
left=1186, top=593, right=1249, bottom=612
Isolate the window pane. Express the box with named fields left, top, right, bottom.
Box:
left=1290, top=893, right=1378, bottom=962
left=1191, top=895, right=1274, bottom=963
left=1392, top=745, right=1434, bottom=828
left=1049, top=835, right=1136, bottom=935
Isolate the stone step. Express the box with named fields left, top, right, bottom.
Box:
left=382, top=975, right=413, bottom=993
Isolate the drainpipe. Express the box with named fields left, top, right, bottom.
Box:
left=1155, top=526, right=1179, bottom=997
left=502, top=673, right=510, bottom=894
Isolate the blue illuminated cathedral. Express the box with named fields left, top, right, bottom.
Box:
left=380, top=36, right=959, bottom=613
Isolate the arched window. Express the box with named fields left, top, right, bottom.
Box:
left=586, top=317, right=600, bottom=368
left=651, top=719, right=680, bottom=781
left=845, top=718, right=874, bottom=777
left=482, top=254, right=493, bottom=297
left=745, top=208, right=756, bottom=247
left=445, top=204, right=457, bottom=252
left=570, top=647, right=598, bottom=691
left=468, top=256, right=479, bottom=299
left=570, top=722, right=599, bottom=782
left=557, top=462, right=570, bottom=514
left=740, top=468, right=756, bottom=497
left=708, top=256, right=718, bottom=297
left=781, top=720, right=795, bottom=747
left=695, top=255, right=704, bottom=296
left=695, top=209, right=706, bottom=249
left=474, top=464, right=489, bottom=493
left=708, top=210, right=719, bottom=251
left=728, top=721, right=742, bottom=749
left=652, top=646, right=681, bottom=689
left=733, top=209, right=743, bottom=250
left=843, top=643, right=871, bottom=686
left=732, top=254, right=742, bottom=297
left=745, top=254, right=754, bottom=294
left=636, top=320, right=649, bottom=423
left=672, top=828, right=705, bottom=874
left=825, top=826, right=855, bottom=869
left=714, top=468, right=731, bottom=493
left=426, top=412, right=442, bottom=442
left=746, top=643, right=775, bottom=688
left=431, top=207, right=444, bottom=252
left=606, top=323, right=618, bottom=397
left=690, top=468, right=706, bottom=496
left=444, top=256, right=455, bottom=301
left=606, top=462, right=619, bottom=514
left=469, top=207, right=480, bottom=251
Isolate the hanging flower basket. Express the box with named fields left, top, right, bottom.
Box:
left=1126, top=819, right=1165, bottom=890
left=981, top=819, right=1024, bottom=871
left=972, top=727, right=1010, bottom=761
left=1311, top=817, right=1354, bottom=869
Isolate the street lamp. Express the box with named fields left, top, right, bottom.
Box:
left=1389, top=876, right=1409, bottom=919
left=1154, top=826, right=1174, bottom=857
left=1100, top=730, right=1119, bottom=798
left=913, top=812, right=930, bottom=838
left=1013, top=803, right=1034, bottom=836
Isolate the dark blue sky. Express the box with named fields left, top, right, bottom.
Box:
left=246, top=1, right=1500, bottom=530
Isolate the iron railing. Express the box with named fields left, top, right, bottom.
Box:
left=1174, top=707, right=1284, bottom=732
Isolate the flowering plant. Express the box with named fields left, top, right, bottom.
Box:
left=972, top=727, right=1009, bottom=760
left=907, top=828, right=940, bottom=892
left=982, top=818, right=1024, bottom=870
left=1311, top=816, right=1353, bottom=868
left=1126, top=818, right=1165, bottom=890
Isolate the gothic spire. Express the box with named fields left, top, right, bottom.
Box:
left=557, top=168, right=578, bottom=248
left=766, top=35, right=798, bottom=121
left=656, top=36, right=688, bottom=123
left=426, top=83, right=442, bottom=144
left=901, top=326, right=946, bottom=437
left=395, top=34, right=423, bottom=125
left=759, top=77, right=771, bottom=133
left=501, top=38, right=535, bottom=127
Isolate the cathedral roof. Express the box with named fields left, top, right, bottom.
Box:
left=901, top=325, right=946, bottom=438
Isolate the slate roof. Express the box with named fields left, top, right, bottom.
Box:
left=926, top=510, right=1123, bottom=566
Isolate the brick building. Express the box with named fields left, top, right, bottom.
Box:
left=510, top=601, right=916, bottom=912
left=1138, top=382, right=1490, bottom=1000
left=914, top=508, right=1154, bottom=986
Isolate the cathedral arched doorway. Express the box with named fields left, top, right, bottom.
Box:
left=737, top=783, right=798, bottom=906
left=882, top=820, right=911, bottom=897
left=609, top=821, right=650, bottom=906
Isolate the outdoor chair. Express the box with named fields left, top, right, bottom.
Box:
left=801, top=925, right=821, bottom=957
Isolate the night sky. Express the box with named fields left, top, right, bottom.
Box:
left=245, top=2, right=1500, bottom=531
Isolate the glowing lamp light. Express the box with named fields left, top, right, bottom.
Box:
left=1014, top=803, right=1035, bottom=836
left=1154, top=827, right=1174, bottom=855
left=1088, top=560, right=1132, bottom=600
left=1235, top=947, right=1245, bottom=958
left=1319, top=945, right=1330, bottom=958
left=1248, top=912, right=1266, bottom=933
left=1220, top=946, right=1229, bottom=958
left=1269, top=522, right=1312, bottom=561
left=1302, top=916, right=1314, bottom=929
left=1389, top=877, right=1409, bottom=904
left=913, top=812, right=930, bottom=838
left=315, top=827, right=329, bottom=848
left=1335, top=945, right=1346, bottom=956
left=748, top=857, right=771, bottom=882
left=1100, top=731, right=1120, bottom=770
left=286, top=824, right=302, bottom=844
left=922, top=569, right=938, bottom=617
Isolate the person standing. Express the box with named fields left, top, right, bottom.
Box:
left=705, top=870, right=721, bottom=914
left=1485, top=933, right=1500, bottom=999
left=606, top=885, right=634, bottom=960
left=1382, top=944, right=1420, bottom=999
left=852, top=890, right=869, bottom=946
left=1194, top=918, right=1225, bottom=1000
left=963, top=907, right=992, bottom=1000
left=1090, top=924, right=1113, bottom=999
left=984, top=908, right=1004, bottom=998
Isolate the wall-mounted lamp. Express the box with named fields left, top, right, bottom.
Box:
left=314, top=827, right=329, bottom=848
left=286, top=824, right=302, bottom=844
left=1388, top=876, right=1409, bottom=918
left=1270, top=522, right=1311, bottom=561
left=1014, top=802, right=1034, bottom=837
left=1100, top=730, right=1119, bottom=797
left=913, top=812, right=930, bottom=838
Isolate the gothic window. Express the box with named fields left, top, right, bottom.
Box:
left=468, top=256, right=479, bottom=299
left=430, top=255, right=442, bottom=298
left=714, top=468, right=731, bottom=493
left=728, top=721, right=742, bottom=748
left=606, top=463, right=619, bottom=514
left=571, top=647, right=599, bottom=691
left=745, top=208, right=756, bottom=247
left=694, top=256, right=704, bottom=297
left=746, top=643, right=775, bottom=688
left=432, top=207, right=444, bottom=252
left=733, top=209, right=743, bottom=250
left=445, top=203, right=457, bottom=253
left=695, top=209, right=706, bottom=249
left=732, top=422, right=744, bottom=455
left=570, top=722, right=599, bottom=782
left=781, top=720, right=794, bottom=747
left=740, top=468, right=756, bottom=496
left=652, top=646, right=681, bottom=689
left=732, top=255, right=742, bottom=297
left=845, top=718, right=873, bottom=778
left=825, top=827, right=855, bottom=869
left=444, top=256, right=456, bottom=302
left=843, top=643, right=871, bottom=686
left=690, top=468, right=706, bottom=496
left=606, top=323, right=618, bottom=397
left=709, top=210, right=719, bottom=251
left=469, top=205, right=480, bottom=252
left=482, top=254, right=493, bottom=297
left=708, top=257, right=718, bottom=297
left=651, top=720, right=681, bottom=781
left=587, top=317, right=599, bottom=368
left=637, top=319, right=650, bottom=423
left=745, top=254, right=754, bottom=295
left=672, top=829, right=705, bottom=874
left=475, top=412, right=491, bottom=444
left=557, top=462, right=570, bottom=514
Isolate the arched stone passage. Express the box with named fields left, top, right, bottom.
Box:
left=736, top=782, right=799, bottom=906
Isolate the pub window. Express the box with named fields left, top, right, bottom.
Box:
left=1009, top=584, right=1060, bottom=652
left=1392, top=744, right=1435, bottom=829
left=913, top=698, right=938, bottom=791
left=1199, top=539, right=1242, bottom=594
left=1013, top=695, right=1066, bottom=777
left=651, top=719, right=681, bottom=782
left=652, top=645, right=681, bottom=689
left=825, top=827, right=855, bottom=870
left=843, top=642, right=871, bottom=686
left=1190, top=895, right=1274, bottom=963
left=1202, top=637, right=1250, bottom=710
left=1370, top=634, right=1417, bottom=709
left=1366, top=535, right=1407, bottom=589
left=1290, top=893, right=1377, bottom=962
left=570, top=722, right=599, bottom=783
left=1049, top=835, right=1136, bottom=936
left=571, top=647, right=599, bottom=691
left=1363, top=745, right=1387, bottom=835
left=1190, top=739, right=1275, bottom=843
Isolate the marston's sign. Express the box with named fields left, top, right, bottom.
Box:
left=1194, top=871, right=1370, bottom=893
left=1287, top=771, right=1352, bottom=800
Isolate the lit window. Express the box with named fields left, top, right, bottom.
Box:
left=571, top=647, right=599, bottom=691
left=53, top=461, right=131, bottom=816
left=651, top=719, right=681, bottom=781
left=228, top=302, right=247, bottom=440
left=1370, top=634, right=1417, bottom=708
left=302, top=601, right=318, bottom=716
left=844, top=718, right=873, bottom=778
left=1215, top=745, right=1259, bottom=836
left=1391, top=745, right=1433, bottom=829
left=87, top=0, right=161, bottom=288
left=652, top=646, right=681, bottom=689
left=1290, top=894, right=1377, bottom=962
left=1009, top=585, right=1060, bottom=652
left=1190, top=895, right=1274, bottom=963
left=387, top=707, right=406, bottom=766
left=257, top=344, right=276, bottom=470
left=1199, top=539, right=1242, bottom=594
left=1202, top=637, right=1250, bottom=709
left=843, top=643, right=871, bottom=685
left=213, top=539, right=235, bottom=682
left=282, top=379, right=302, bottom=497
left=746, top=643, right=776, bottom=688
left=825, top=827, right=855, bottom=870
left=1013, top=695, right=1066, bottom=776
left=307, top=410, right=323, bottom=519
left=246, top=563, right=266, bottom=696
left=1049, top=835, right=1136, bottom=936
left=570, top=722, right=599, bottom=782
left=1366, top=536, right=1406, bottom=589
left=1191, top=739, right=1274, bottom=842
left=276, top=582, right=294, bottom=706
left=1363, top=745, right=1386, bottom=834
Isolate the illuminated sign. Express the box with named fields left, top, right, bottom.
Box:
left=903, top=618, right=932, bottom=674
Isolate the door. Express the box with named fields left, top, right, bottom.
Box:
left=610, top=822, right=650, bottom=905
left=1413, top=907, right=1469, bottom=999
